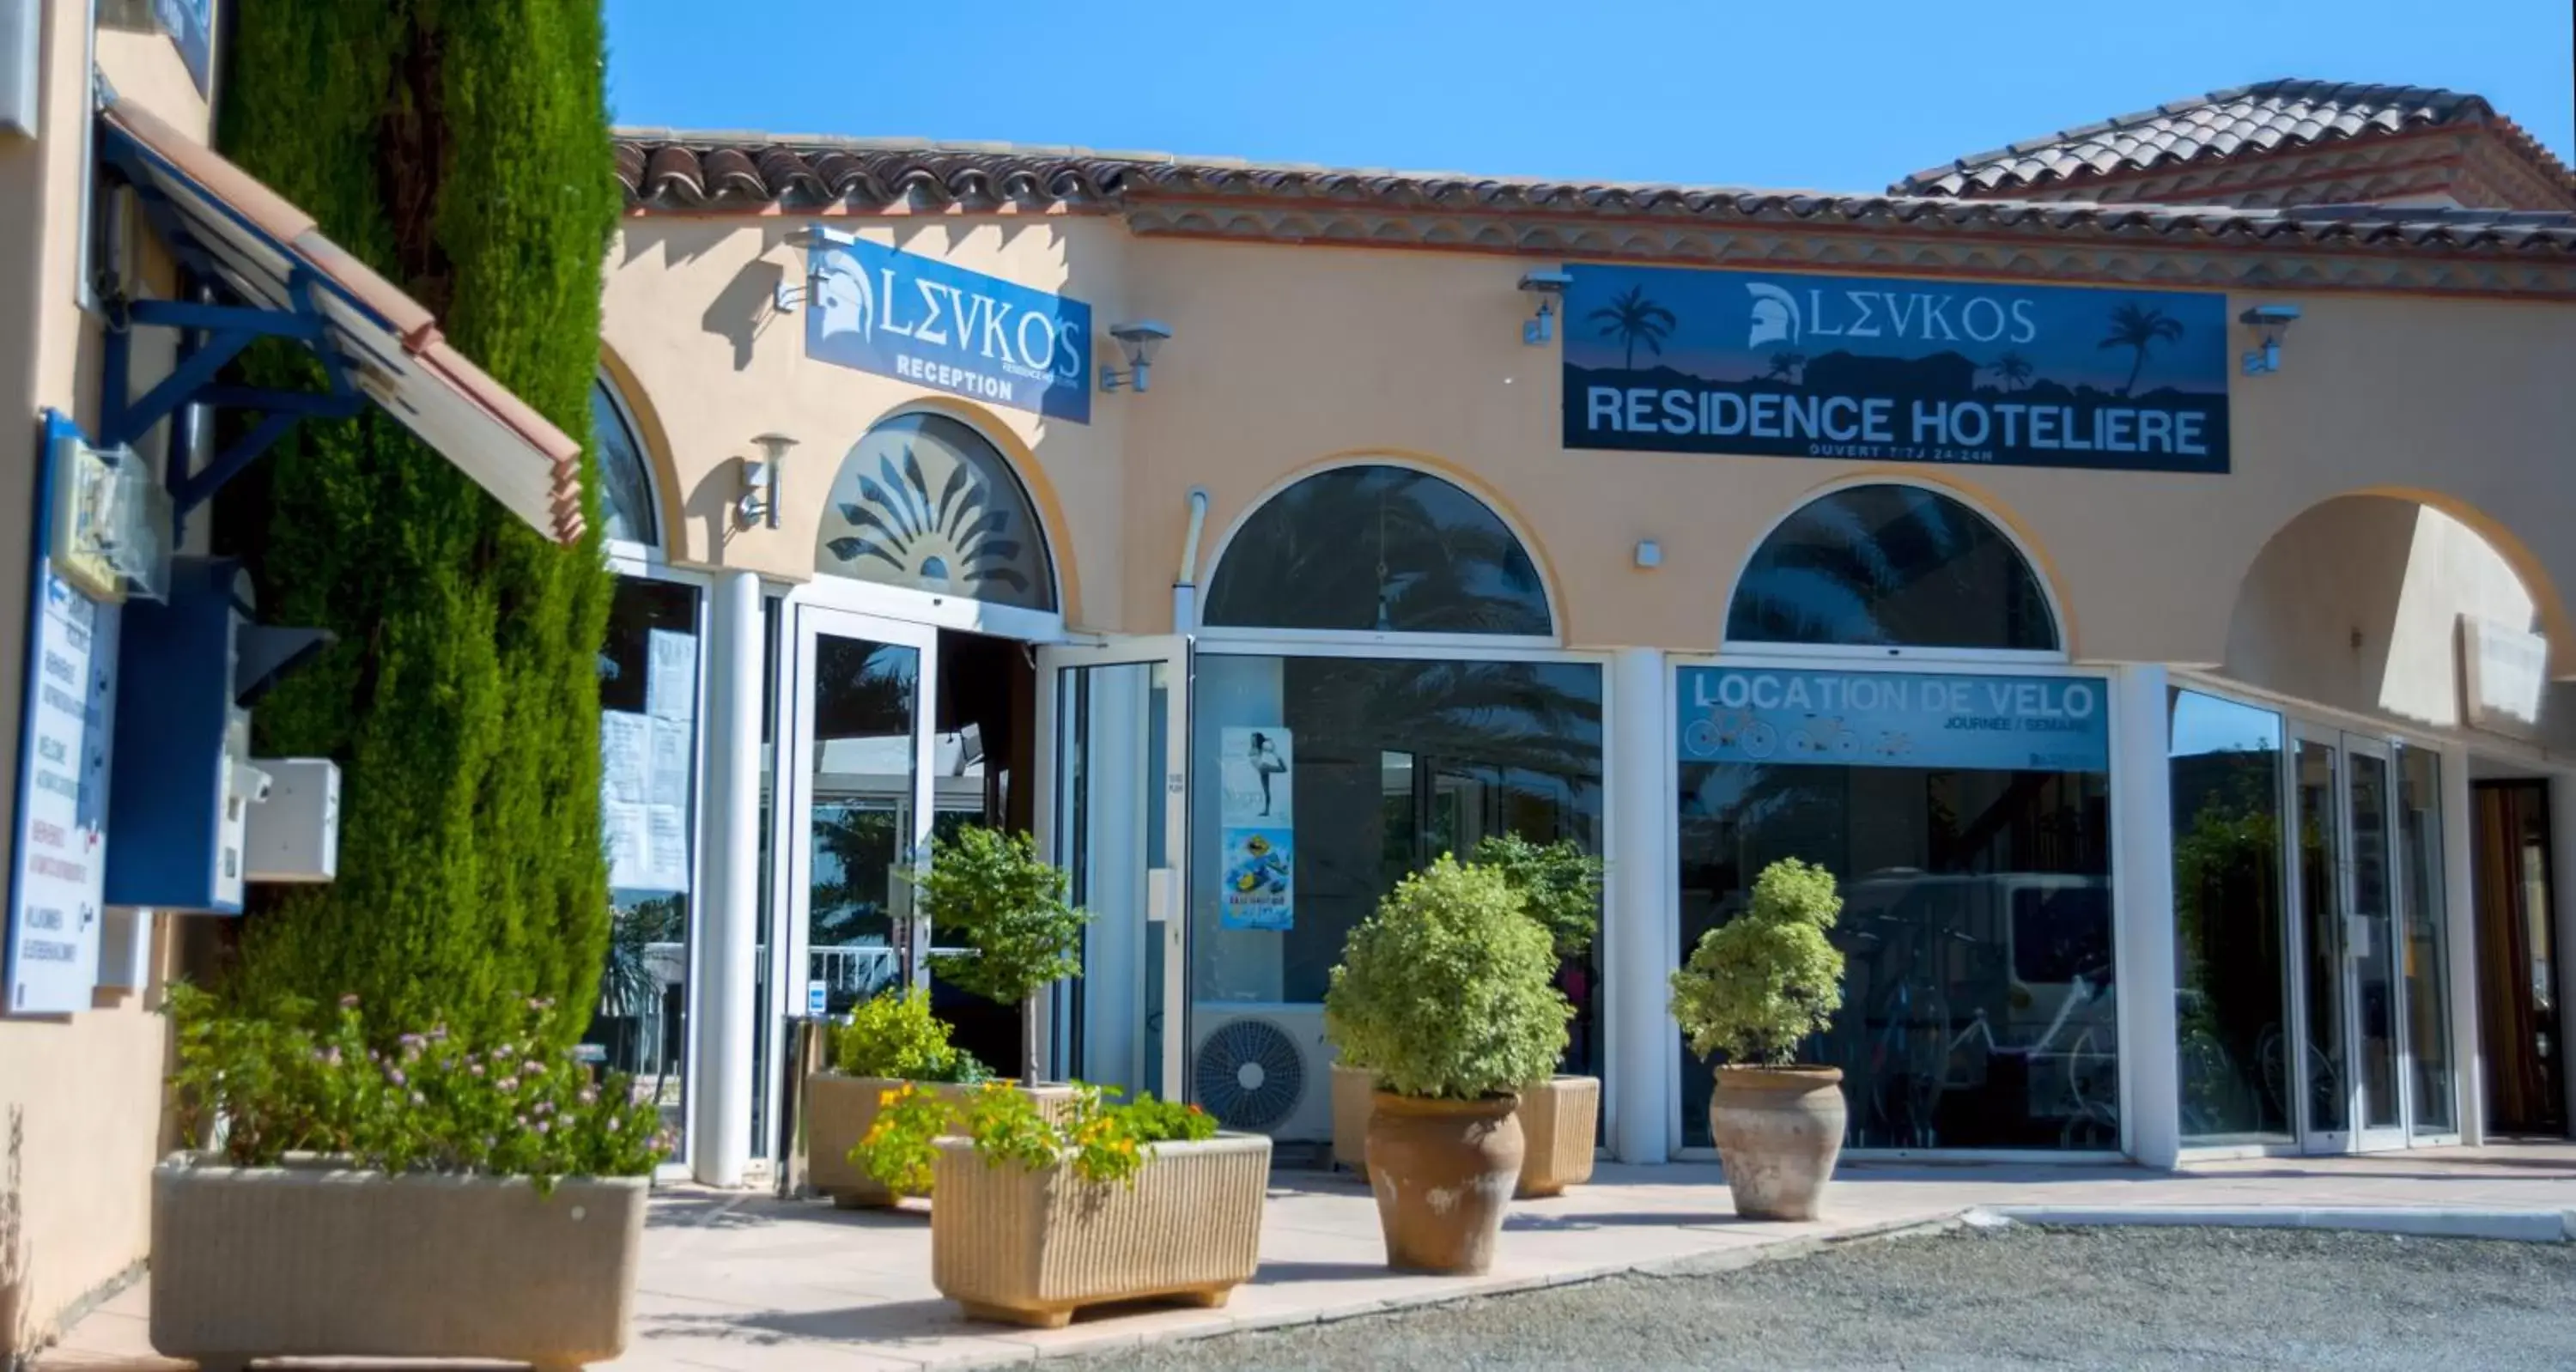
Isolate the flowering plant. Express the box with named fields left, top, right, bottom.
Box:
left=851, top=1082, right=1214, bottom=1194
left=166, top=985, right=670, bottom=1186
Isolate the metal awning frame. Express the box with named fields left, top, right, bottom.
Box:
left=94, top=130, right=373, bottom=544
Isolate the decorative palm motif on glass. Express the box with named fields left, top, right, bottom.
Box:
left=1203, top=464, right=1551, bottom=635
left=592, top=378, right=660, bottom=548
left=814, top=413, right=1057, bottom=612
left=1727, top=484, right=2056, bottom=651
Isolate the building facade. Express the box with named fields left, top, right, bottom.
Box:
left=597, top=82, right=2576, bottom=1183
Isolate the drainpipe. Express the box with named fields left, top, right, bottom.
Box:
left=1170, top=488, right=1209, bottom=634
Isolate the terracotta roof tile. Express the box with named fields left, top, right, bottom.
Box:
left=610, top=130, right=2576, bottom=261
left=1896, top=77, right=2575, bottom=200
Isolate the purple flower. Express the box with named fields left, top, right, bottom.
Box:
left=493, top=1044, right=516, bottom=1060
left=410, top=1091, right=426, bottom=1107
left=535, top=1119, right=552, bottom=1136
left=533, top=1101, right=554, bottom=1117
left=577, top=1086, right=599, bottom=1106
left=337, top=993, right=361, bottom=1010
left=468, top=1062, right=485, bottom=1078
left=496, top=1077, right=519, bottom=1094
left=386, top=1067, right=407, bottom=1087
left=321, top=1047, right=343, bottom=1066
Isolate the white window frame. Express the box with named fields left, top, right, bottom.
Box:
left=593, top=372, right=666, bottom=565
left=805, top=403, right=1071, bottom=632
left=1717, top=475, right=2070, bottom=667
left=1193, top=634, right=1617, bottom=1144
left=600, top=544, right=714, bottom=1181
left=1663, top=647, right=2125, bottom=1165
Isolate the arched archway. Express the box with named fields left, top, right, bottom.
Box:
left=2225, top=492, right=2565, bottom=738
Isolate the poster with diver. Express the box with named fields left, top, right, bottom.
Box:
left=1219, top=728, right=1293, bottom=930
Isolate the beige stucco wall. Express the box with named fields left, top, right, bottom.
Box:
left=0, top=11, right=205, bottom=1357
left=604, top=216, right=2576, bottom=677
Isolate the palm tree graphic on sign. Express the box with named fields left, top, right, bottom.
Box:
left=1589, top=285, right=1677, bottom=370
left=1765, top=351, right=1807, bottom=384
left=1987, top=350, right=2033, bottom=392
left=2099, top=304, right=2184, bottom=396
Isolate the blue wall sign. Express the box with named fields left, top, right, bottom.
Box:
left=7, top=415, right=122, bottom=1015
left=1677, top=667, right=2108, bottom=773
left=805, top=237, right=1092, bottom=424
left=1564, top=265, right=2229, bottom=473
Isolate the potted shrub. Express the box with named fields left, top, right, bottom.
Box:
left=1329, top=836, right=1605, bottom=1198
left=923, top=1084, right=1268, bottom=1327
left=1323, top=857, right=1570, bottom=1274
left=916, top=825, right=1089, bottom=1088
left=1668, top=858, right=1848, bottom=1222
left=805, top=987, right=995, bottom=1206
left=152, top=987, right=668, bottom=1372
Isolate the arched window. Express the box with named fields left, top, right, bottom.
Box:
left=592, top=376, right=660, bottom=549
left=814, top=412, right=1057, bottom=612
left=1204, top=465, right=1552, bottom=635
left=1728, top=483, right=2056, bottom=652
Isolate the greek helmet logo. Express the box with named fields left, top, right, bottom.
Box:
left=1746, top=282, right=1801, bottom=349
left=815, top=249, right=873, bottom=344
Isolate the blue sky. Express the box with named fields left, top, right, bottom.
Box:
left=605, top=0, right=2573, bottom=195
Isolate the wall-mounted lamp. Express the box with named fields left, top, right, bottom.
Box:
left=738, top=432, right=799, bottom=529
left=772, top=226, right=857, bottom=313
left=2239, top=304, right=2300, bottom=376
left=1100, top=321, right=1173, bottom=393
left=1519, top=269, right=1572, bottom=345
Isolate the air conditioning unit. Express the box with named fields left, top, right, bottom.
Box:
left=1190, top=1003, right=1334, bottom=1141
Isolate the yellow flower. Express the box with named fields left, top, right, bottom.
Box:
left=878, top=1089, right=899, bottom=1108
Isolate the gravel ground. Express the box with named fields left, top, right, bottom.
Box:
left=1083, top=1225, right=2576, bottom=1371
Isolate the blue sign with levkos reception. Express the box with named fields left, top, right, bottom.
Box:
left=1564, top=265, right=2229, bottom=473
left=805, top=237, right=1092, bottom=424
left=1677, top=667, right=2109, bottom=773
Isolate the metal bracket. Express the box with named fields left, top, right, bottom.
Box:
left=99, top=265, right=364, bottom=543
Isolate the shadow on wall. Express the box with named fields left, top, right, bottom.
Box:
left=2222, top=495, right=2559, bottom=742
left=703, top=258, right=787, bottom=372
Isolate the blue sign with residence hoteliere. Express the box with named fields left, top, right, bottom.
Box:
left=1564, top=264, right=2229, bottom=473
left=805, top=236, right=1092, bottom=424
left=1677, top=667, right=2109, bottom=773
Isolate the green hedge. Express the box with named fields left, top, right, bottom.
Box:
left=212, top=0, right=617, bottom=1044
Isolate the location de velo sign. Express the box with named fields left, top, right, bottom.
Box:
left=1675, top=666, right=2108, bottom=773
left=1564, top=264, right=2229, bottom=473
left=6, top=416, right=122, bottom=1014
left=805, top=235, right=1092, bottom=424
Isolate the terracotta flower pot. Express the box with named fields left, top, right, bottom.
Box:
left=1708, top=1065, right=1845, bottom=1222
left=1364, top=1091, right=1522, bottom=1273
left=1511, top=1074, right=1600, bottom=1199
left=1329, top=1062, right=1376, bottom=1179
left=805, top=1075, right=1079, bottom=1206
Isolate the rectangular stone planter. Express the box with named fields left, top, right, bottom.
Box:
left=805, top=1074, right=1079, bottom=1206
left=930, top=1132, right=1271, bottom=1327
left=150, top=1155, right=647, bottom=1371
left=1514, top=1074, right=1601, bottom=1198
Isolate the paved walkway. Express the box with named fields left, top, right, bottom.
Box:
left=40, top=1144, right=2576, bottom=1371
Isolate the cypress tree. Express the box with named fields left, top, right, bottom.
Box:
left=212, top=0, right=617, bottom=1043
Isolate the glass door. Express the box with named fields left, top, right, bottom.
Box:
left=2344, top=738, right=2408, bottom=1149
left=780, top=605, right=940, bottom=1038
left=2291, top=730, right=2352, bottom=1150
left=1037, top=638, right=1192, bottom=1104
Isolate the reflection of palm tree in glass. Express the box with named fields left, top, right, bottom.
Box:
left=2099, top=304, right=2184, bottom=397
left=1588, top=285, right=1677, bottom=370
left=1727, top=486, right=2051, bottom=648
left=1987, top=351, right=2033, bottom=392
left=1766, top=351, right=1807, bottom=384
left=1202, top=468, right=1551, bottom=635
